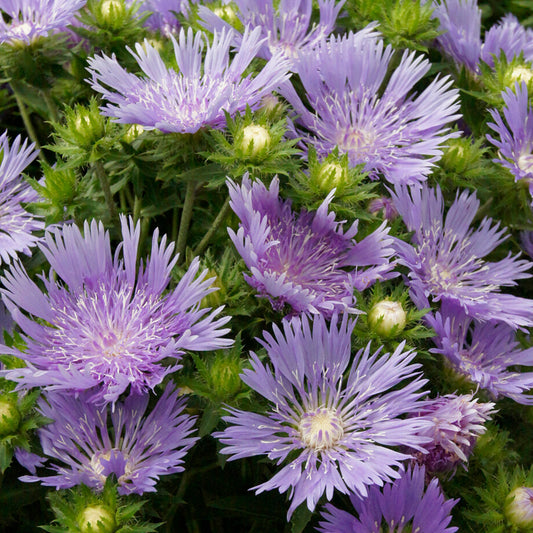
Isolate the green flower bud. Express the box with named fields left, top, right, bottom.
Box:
left=68, top=105, right=106, bottom=150
left=78, top=504, right=116, bottom=533
left=208, top=353, right=243, bottom=400
left=239, top=125, right=271, bottom=157
left=368, top=300, right=407, bottom=337
left=316, top=162, right=347, bottom=191
left=505, top=487, right=533, bottom=529
left=0, top=396, right=21, bottom=437
left=509, top=66, right=533, bottom=85
left=97, top=0, right=126, bottom=24
left=211, top=3, right=242, bottom=30
left=123, top=124, right=144, bottom=143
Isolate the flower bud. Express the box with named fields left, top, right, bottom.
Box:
left=208, top=353, right=243, bottom=400
left=506, top=487, right=533, bottom=528
left=98, top=0, right=126, bottom=23
left=368, top=197, right=398, bottom=220
left=317, top=162, right=347, bottom=190
left=78, top=504, right=116, bottom=533
left=368, top=300, right=407, bottom=337
left=0, top=396, right=21, bottom=437
left=239, top=125, right=271, bottom=157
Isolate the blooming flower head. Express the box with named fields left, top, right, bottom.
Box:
left=282, top=30, right=461, bottom=185
left=318, top=465, right=459, bottom=533
left=215, top=314, right=430, bottom=518
left=1, top=216, right=232, bottom=404
left=487, top=82, right=533, bottom=199
left=87, top=26, right=290, bottom=134
left=227, top=174, right=396, bottom=317
left=0, top=131, right=43, bottom=265
left=427, top=303, right=533, bottom=404
left=0, top=0, right=86, bottom=44
left=391, top=183, right=533, bottom=327
left=481, top=14, right=533, bottom=68
left=21, top=384, right=198, bottom=494
left=409, top=393, right=494, bottom=474
left=432, top=0, right=482, bottom=73
left=199, top=0, right=346, bottom=64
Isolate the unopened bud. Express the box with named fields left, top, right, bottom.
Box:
left=78, top=504, right=116, bottom=533
left=317, top=162, right=347, bottom=190
left=99, top=0, right=125, bottom=20
left=506, top=487, right=533, bottom=528
left=240, top=125, right=271, bottom=157
left=368, top=300, right=407, bottom=337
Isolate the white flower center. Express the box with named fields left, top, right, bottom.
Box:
left=518, top=153, right=533, bottom=175
left=298, top=407, right=344, bottom=450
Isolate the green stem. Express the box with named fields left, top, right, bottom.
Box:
left=41, top=88, right=59, bottom=122
left=176, top=180, right=197, bottom=260
left=193, top=196, right=231, bottom=257
left=133, top=194, right=142, bottom=222
left=11, top=82, right=48, bottom=164
left=93, top=160, right=119, bottom=223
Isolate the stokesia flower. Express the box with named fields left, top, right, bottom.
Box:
left=427, top=303, right=533, bottom=404
left=409, top=393, right=494, bottom=475
left=199, top=0, right=347, bottom=64
left=227, top=174, right=396, bottom=317
left=0, top=0, right=86, bottom=44
left=0, top=131, right=43, bottom=265
left=20, top=384, right=198, bottom=494
left=391, top=183, right=533, bottom=327
left=126, top=0, right=189, bottom=35
left=215, top=314, right=431, bottom=518
left=317, top=465, right=459, bottom=533
left=431, top=0, right=482, bottom=73
left=86, top=26, right=290, bottom=134
left=481, top=14, right=533, bottom=68
left=281, top=30, right=460, bottom=185
left=1, top=215, right=232, bottom=404
left=487, top=82, right=533, bottom=200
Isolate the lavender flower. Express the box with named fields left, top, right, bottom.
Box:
left=481, top=14, right=533, bottom=68
left=410, top=393, right=494, bottom=474
left=0, top=132, right=42, bottom=265
left=0, top=0, right=86, bottom=44
left=318, top=465, right=459, bottom=533
left=427, top=303, right=533, bottom=404
left=487, top=82, right=533, bottom=199
left=281, top=30, right=460, bottom=185
left=215, top=314, right=430, bottom=518
left=1, top=216, right=232, bottom=404
left=227, top=174, right=396, bottom=316
left=391, top=183, right=533, bottom=327
left=199, top=0, right=347, bottom=64
left=87, top=27, right=290, bottom=134
left=21, top=384, right=198, bottom=494
left=432, top=0, right=482, bottom=73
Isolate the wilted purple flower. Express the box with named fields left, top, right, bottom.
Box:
left=318, top=465, right=459, bottom=533
left=199, top=0, right=347, bottom=64
left=391, top=183, right=533, bottom=327
left=0, top=132, right=42, bottom=265
left=282, top=30, right=460, bottom=185
left=0, top=0, right=86, bottom=44
left=21, top=384, right=197, bottom=494
left=427, top=303, right=533, bottom=404
left=432, top=0, right=482, bottom=73
left=368, top=196, right=399, bottom=221
left=1, top=216, right=232, bottom=404
left=409, top=393, right=494, bottom=474
left=487, top=83, right=533, bottom=200
left=127, top=0, right=188, bottom=35
left=481, top=14, right=533, bottom=68
left=215, top=314, right=430, bottom=518
left=87, top=27, right=290, bottom=134
left=227, top=174, right=396, bottom=316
